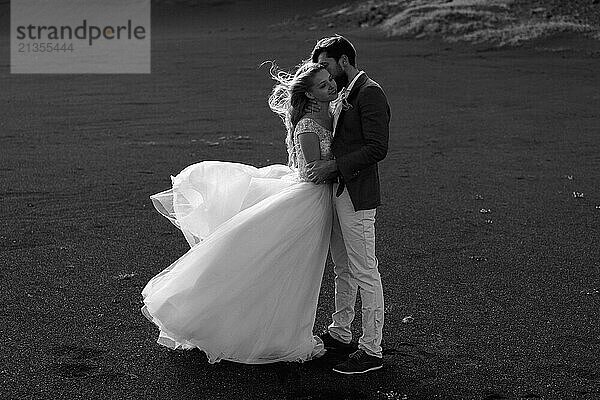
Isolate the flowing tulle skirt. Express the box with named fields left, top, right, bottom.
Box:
left=142, top=161, right=332, bottom=364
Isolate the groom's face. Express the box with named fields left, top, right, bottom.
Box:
left=317, top=52, right=348, bottom=92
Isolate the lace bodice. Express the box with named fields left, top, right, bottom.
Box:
left=293, top=118, right=333, bottom=181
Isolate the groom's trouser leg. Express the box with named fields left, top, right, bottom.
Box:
left=328, top=189, right=359, bottom=344
left=329, top=184, right=384, bottom=358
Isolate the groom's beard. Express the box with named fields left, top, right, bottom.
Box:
left=334, top=72, right=349, bottom=91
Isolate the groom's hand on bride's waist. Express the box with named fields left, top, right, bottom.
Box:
left=306, top=160, right=339, bottom=184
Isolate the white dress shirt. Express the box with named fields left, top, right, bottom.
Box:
left=333, top=70, right=364, bottom=136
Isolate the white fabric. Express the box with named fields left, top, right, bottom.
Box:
left=332, top=71, right=364, bottom=136
left=328, top=183, right=384, bottom=358
left=332, top=92, right=345, bottom=136
left=149, top=162, right=294, bottom=247
left=142, top=160, right=333, bottom=364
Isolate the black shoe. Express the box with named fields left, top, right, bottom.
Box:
left=332, top=349, right=383, bottom=374
left=319, top=331, right=355, bottom=352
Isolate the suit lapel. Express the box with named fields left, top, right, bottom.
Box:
left=334, top=73, right=369, bottom=134
left=346, top=72, right=368, bottom=104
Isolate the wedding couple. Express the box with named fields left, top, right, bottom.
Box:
left=142, top=35, right=390, bottom=374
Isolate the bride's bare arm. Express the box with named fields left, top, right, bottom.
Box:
left=297, top=132, right=321, bottom=164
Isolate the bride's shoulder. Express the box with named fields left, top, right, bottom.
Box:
left=294, top=117, right=315, bottom=133
left=296, top=117, right=315, bottom=128
left=296, top=117, right=328, bottom=132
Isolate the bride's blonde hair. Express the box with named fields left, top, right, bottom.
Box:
left=266, top=61, right=327, bottom=168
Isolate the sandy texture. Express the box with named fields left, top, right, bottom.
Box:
left=1, top=0, right=599, bottom=399
left=294, top=0, right=600, bottom=47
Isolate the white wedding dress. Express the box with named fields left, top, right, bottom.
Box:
left=142, top=118, right=334, bottom=364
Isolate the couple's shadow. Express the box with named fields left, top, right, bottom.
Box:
left=169, top=345, right=351, bottom=373
left=164, top=346, right=376, bottom=399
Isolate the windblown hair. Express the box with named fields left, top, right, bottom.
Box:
left=267, top=61, right=326, bottom=168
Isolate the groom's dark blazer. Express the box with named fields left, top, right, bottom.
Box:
left=333, top=72, right=390, bottom=211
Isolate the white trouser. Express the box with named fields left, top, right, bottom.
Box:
left=328, top=183, right=384, bottom=358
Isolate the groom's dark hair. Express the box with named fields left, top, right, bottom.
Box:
left=311, top=35, right=356, bottom=67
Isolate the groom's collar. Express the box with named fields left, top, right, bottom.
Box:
left=344, top=71, right=368, bottom=101
left=345, top=70, right=364, bottom=94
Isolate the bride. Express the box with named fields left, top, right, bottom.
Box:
left=141, top=61, right=339, bottom=364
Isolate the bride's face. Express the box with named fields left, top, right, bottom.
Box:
left=316, top=52, right=347, bottom=91
left=308, top=69, right=338, bottom=102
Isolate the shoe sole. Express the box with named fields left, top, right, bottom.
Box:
left=332, top=365, right=383, bottom=374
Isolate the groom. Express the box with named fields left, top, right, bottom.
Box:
left=306, top=35, right=390, bottom=374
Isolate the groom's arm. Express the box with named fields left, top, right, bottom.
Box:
left=335, top=85, right=390, bottom=182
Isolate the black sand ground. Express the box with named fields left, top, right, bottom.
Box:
left=1, top=1, right=599, bottom=399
